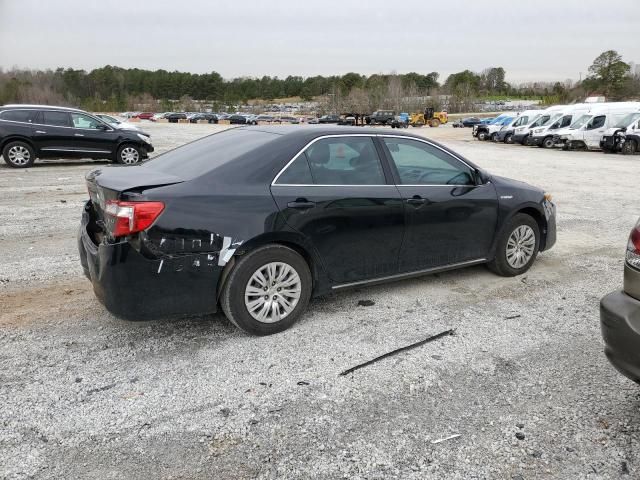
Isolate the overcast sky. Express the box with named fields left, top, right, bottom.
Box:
left=1, top=0, right=638, bottom=84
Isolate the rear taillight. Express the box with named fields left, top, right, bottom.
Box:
left=626, top=220, right=640, bottom=269
left=105, top=200, right=164, bottom=237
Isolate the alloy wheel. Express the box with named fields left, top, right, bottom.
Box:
left=8, top=145, right=31, bottom=166
left=244, top=261, right=301, bottom=323
left=505, top=225, right=536, bottom=269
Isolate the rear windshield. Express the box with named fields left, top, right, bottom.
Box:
left=141, top=128, right=278, bottom=180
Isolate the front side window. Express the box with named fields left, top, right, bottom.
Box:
left=0, top=109, right=38, bottom=123
left=71, top=113, right=105, bottom=129
left=42, top=111, right=71, bottom=127
left=383, top=138, right=475, bottom=186
left=303, top=137, right=385, bottom=185
left=586, top=115, right=606, bottom=130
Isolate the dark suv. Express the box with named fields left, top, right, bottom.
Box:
left=367, top=110, right=396, bottom=125
left=0, top=105, right=154, bottom=168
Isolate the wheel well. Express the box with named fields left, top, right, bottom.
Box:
left=1, top=136, right=35, bottom=153
left=516, top=207, right=547, bottom=250
left=215, top=238, right=318, bottom=302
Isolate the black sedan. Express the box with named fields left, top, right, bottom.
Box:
left=78, top=127, right=557, bottom=335
left=600, top=218, right=640, bottom=384
left=453, top=117, right=482, bottom=128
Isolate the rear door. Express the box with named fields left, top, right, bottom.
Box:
left=270, top=135, right=405, bottom=284
left=33, top=110, right=74, bottom=156
left=379, top=136, right=498, bottom=272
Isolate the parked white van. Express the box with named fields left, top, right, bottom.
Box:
left=555, top=102, right=640, bottom=150
left=493, top=109, right=544, bottom=143
left=512, top=105, right=566, bottom=144
left=600, top=111, right=640, bottom=154
left=528, top=104, right=593, bottom=148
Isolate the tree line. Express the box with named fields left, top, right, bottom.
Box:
left=0, top=51, right=637, bottom=113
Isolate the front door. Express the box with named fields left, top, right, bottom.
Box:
left=379, top=136, right=499, bottom=273
left=583, top=114, right=607, bottom=148
left=69, top=112, right=117, bottom=157
left=271, top=135, right=404, bottom=284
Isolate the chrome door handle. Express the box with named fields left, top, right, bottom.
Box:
left=406, top=196, right=427, bottom=206
left=74, top=133, right=84, bottom=137
left=35, top=130, right=47, bottom=134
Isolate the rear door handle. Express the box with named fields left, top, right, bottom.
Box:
left=287, top=199, right=316, bottom=210
left=35, top=130, right=47, bottom=134
left=74, top=133, right=84, bottom=137
left=405, top=196, right=427, bottom=206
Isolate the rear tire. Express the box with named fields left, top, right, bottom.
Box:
left=2, top=141, right=35, bottom=168
left=221, top=245, right=312, bottom=335
left=487, top=214, right=540, bottom=277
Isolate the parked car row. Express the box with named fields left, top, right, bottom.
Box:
left=472, top=102, right=640, bottom=155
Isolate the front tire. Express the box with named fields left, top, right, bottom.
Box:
left=2, top=141, right=35, bottom=168
left=221, top=245, right=312, bottom=335
left=504, top=133, right=514, bottom=144
left=542, top=136, right=555, bottom=149
left=487, top=214, right=540, bottom=277
left=622, top=140, right=637, bottom=155
left=477, top=131, right=488, bottom=141
left=117, top=144, right=142, bottom=165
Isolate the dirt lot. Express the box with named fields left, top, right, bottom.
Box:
left=1, top=122, right=639, bottom=479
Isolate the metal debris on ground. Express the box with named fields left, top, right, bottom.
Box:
left=339, top=329, right=456, bottom=376
left=431, top=434, right=462, bottom=444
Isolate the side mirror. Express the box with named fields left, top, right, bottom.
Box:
left=96, top=124, right=109, bottom=131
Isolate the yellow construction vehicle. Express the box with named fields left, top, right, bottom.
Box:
left=409, top=107, right=448, bottom=127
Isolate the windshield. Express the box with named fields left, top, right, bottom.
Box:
left=570, top=114, right=591, bottom=129
left=542, top=113, right=562, bottom=126
left=98, top=114, right=118, bottom=124
left=527, top=114, right=546, bottom=127
left=488, top=115, right=507, bottom=125
left=614, top=112, right=640, bottom=128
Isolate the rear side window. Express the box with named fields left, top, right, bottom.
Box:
left=0, top=109, right=38, bottom=123
left=42, top=111, right=71, bottom=127
left=275, top=156, right=313, bottom=184
left=303, top=137, right=385, bottom=185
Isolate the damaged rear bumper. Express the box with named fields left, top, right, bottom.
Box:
left=78, top=208, right=221, bottom=320
left=600, top=290, right=640, bottom=384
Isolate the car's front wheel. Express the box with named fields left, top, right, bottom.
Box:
left=221, top=245, right=312, bottom=335
left=504, top=133, right=514, bottom=144
left=3, top=141, right=36, bottom=168
left=488, top=214, right=540, bottom=277
left=117, top=144, right=142, bottom=165
left=622, top=139, right=637, bottom=155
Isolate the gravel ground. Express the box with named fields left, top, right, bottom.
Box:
left=1, top=122, right=639, bottom=479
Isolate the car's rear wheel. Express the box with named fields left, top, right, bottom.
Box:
left=3, top=141, right=36, bottom=168
left=117, top=144, right=142, bottom=165
left=488, top=213, right=540, bottom=277
left=221, top=245, right=312, bottom=335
